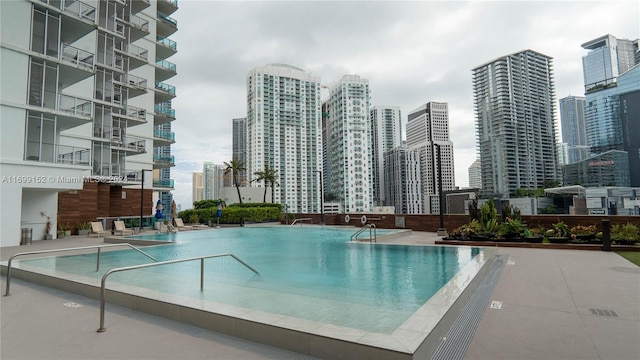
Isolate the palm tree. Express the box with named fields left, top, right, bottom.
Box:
left=252, top=164, right=279, bottom=203
left=223, top=159, right=245, bottom=204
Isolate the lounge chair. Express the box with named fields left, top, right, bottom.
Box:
left=90, top=221, right=110, bottom=238
left=175, top=218, right=193, bottom=231
left=159, top=223, right=177, bottom=233
left=114, top=220, right=134, bottom=236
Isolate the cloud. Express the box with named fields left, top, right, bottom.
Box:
left=167, top=0, right=639, bottom=208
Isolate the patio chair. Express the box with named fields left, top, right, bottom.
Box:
left=159, top=223, right=177, bottom=233
left=90, top=221, right=110, bottom=238
left=174, top=218, right=193, bottom=231
left=114, top=220, right=134, bottom=236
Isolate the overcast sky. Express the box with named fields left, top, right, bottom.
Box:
left=168, top=0, right=639, bottom=209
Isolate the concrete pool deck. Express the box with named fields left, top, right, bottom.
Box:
left=1, top=229, right=639, bottom=359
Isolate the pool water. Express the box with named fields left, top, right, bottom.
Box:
left=21, top=227, right=482, bottom=333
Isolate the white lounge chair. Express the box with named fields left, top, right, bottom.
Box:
left=159, top=223, right=177, bottom=233
left=114, top=220, right=134, bottom=236
left=90, top=221, right=110, bottom=238
left=175, top=218, right=193, bottom=231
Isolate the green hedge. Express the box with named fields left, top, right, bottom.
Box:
left=178, top=203, right=281, bottom=224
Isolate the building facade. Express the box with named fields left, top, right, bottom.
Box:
left=559, top=96, right=589, bottom=164
left=406, top=102, right=455, bottom=213
left=202, top=162, right=224, bottom=201
left=384, top=147, right=423, bottom=214
left=0, top=0, right=178, bottom=246
left=473, top=50, right=559, bottom=198
left=324, top=75, right=373, bottom=213
left=370, top=105, right=402, bottom=207
left=192, top=171, right=203, bottom=205
left=232, top=117, right=247, bottom=186
left=468, top=159, right=482, bottom=189
left=246, top=64, right=322, bottom=213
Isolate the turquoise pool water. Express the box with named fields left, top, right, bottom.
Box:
left=20, top=227, right=482, bottom=333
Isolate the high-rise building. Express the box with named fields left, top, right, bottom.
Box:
left=406, top=102, right=455, bottom=213
left=246, top=64, right=322, bottom=213
left=232, top=117, right=247, bottom=186
left=468, top=159, right=482, bottom=189
left=203, top=162, right=224, bottom=200
left=582, top=35, right=639, bottom=155
left=370, top=106, right=402, bottom=207
left=324, top=75, right=372, bottom=213
left=0, top=0, right=178, bottom=246
left=473, top=50, right=559, bottom=198
left=559, top=96, right=589, bottom=164
left=192, top=172, right=203, bottom=205
left=384, top=147, right=422, bottom=214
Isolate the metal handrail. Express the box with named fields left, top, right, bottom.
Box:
left=97, top=253, right=259, bottom=332
left=289, top=218, right=312, bottom=226
left=350, top=224, right=377, bottom=242
left=4, top=244, right=157, bottom=296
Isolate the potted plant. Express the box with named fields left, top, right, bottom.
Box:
left=570, top=224, right=597, bottom=243
left=57, top=223, right=66, bottom=239
left=546, top=221, right=570, bottom=243
left=524, top=227, right=544, bottom=243
left=77, top=221, right=92, bottom=236
left=611, top=223, right=639, bottom=246
left=40, top=212, right=52, bottom=240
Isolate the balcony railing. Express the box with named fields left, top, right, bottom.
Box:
left=25, top=142, right=90, bottom=166
left=153, top=179, right=174, bottom=188
left=154, top=82, right=175, bottom=94
left=123, top=43, right=149, bottom=60
left=93, top=162, right=122, bottom=177
left=30, top=90, right=92, bottom=117
left=61, top=43, right=94, bottom=70
left=154, top=104, right=175, bottom=118
left=153, top=154, right=175, bottom=165
left=62, top=0, right=96, bottom=23
left=113, top=105, right=146, bottom=121
left=156, top=35, right=177, bottom=51
left=119, top=73, right=148, bottom=90
left=154, top=129, right=175, bottom=141
left=122, top=136, right=146, bottom=152
left=129, top=13, right=149, bottom=32
left=156, top=59, right=176, bottom=72
left=157, top=12, right=177, bottom=27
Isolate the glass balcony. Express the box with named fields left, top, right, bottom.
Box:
left=153, top=154, right=175, bottom=166
left=60, top=43, right=94, bottom=70
left=158, top=12, right=177, bottom=27
left=60, top=0, right=97, bottom=23
left=153, top=179, right=174, bottom=188
left=156, top=59, right=176, bottom=72
left=129, top=13, right=149, bottom=32
left=117, top=73, right=148, bottom=90
left=154, top=129, right=175, bottom=142
left=122, top=136, right=146, bottom=152
left=25, top=141, right=90, bottom=166
left=155, top=82, right=175, bottom=95
left=156, top=35, right=177, bottom=51
left=124, top=43, right=149, bottom=61
left=160, top=0, right=178, bottom=8
left=154, top=104, right=175, bottom=118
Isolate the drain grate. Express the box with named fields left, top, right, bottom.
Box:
left=589, top=308, right=618, bottom=317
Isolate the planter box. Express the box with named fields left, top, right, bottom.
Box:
left=78, top=229, right=91, bottom=236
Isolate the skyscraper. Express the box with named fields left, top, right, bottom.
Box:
left=0, top=0, right=178, bottom=246
left=473, top=50, right=558, bottom=197
left=324, top=75, right=373, bottom=213
left=384, top=146, right=423, bottom=214
left=246, top=64, right=322, bottom=213
left=192, top=172, right=203, bottom=205
left=468, top=159, right=482, bottom=189
left=370, top=106, right=402, bottom=207
left=582, top=35, right=639, bottom=154
left=559, top=96, right=589, bottom=164
left=406, top=102, right=455, bottom=213
left=203, top=162, right=223, bottom=200
left=232, top=117, right=247, bottom=186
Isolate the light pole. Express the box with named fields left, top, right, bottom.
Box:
left=139, top=169, right=152, bottom=232
left=435, top=144, right=447, bottom=236
left=316, top=170, right=324, bottom=225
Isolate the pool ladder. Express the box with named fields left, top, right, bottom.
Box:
left=351, top=224, right=377, bottom=242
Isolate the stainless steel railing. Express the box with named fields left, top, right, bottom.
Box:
left=3, top=244, right=157, bottom=296
left=97, top=253, right=258, bottom=332
left=350, top=223, right=377, bottom=242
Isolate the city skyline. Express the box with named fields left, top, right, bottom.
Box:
left=169, top=1, right=638, bottom=208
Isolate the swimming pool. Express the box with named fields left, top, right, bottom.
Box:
left=8, top=226, right=495, bottom=358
